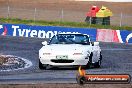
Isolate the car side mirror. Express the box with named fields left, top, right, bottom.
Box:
left=42, top=41, right=48, bottom=46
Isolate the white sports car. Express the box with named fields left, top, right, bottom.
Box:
left=39, top=33, right=102, bottom=69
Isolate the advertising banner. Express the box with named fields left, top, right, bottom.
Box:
left=0, top=23, right=132, bottom=43
left=96, top=29, right=132, bottom=43
left=0, top=24, right=97, bottom=41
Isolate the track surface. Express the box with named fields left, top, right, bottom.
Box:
left=0, top=36, right=132, bottom=84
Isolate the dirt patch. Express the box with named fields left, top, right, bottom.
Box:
left=0, top=84, right=132, bottom=88
left=0, top=0, right=132, bottom=13
left=0, top=55, right=32, bottom=71
left=0, top=0, right=132, bottom=26
left=0, top=56, right=8, bottom=65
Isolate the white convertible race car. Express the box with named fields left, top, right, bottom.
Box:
left=39, top=33, right=102, bottom=69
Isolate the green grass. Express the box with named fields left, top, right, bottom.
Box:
left=0, top=18, right=132, bottom=30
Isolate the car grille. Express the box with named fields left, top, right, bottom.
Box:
left=51, top=59, right=74, bottom=63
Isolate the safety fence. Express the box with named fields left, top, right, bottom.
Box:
left=0, top=7, right=132, bottom=27
left=0, top=24, right=132, bottom=43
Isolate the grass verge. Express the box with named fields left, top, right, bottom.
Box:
left=0, top=18, right=132, bottom=30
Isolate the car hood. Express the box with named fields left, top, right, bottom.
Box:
left=40, top=44, right=92, bottom=54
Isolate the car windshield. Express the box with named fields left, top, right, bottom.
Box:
left=49, top=34, right=90, bottom=45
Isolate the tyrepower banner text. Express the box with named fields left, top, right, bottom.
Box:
left=0, top=24, right=132, bottom=43
left=0, top=24, right=97, bottom=41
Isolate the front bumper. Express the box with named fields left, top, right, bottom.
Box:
left=39, top=55, right=89, bottom=66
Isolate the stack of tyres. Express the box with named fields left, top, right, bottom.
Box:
left=85, top=17, right=97, bottom=24
left=96, top=16, right=110, bottom=25
left=85, top=6, right=113, bottom=25
left=85, top=6, right=99, bottom=24
left=96, top=6, right=112, bottom=25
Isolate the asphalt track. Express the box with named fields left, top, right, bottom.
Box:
left=0, top=35, right=132, bottom=84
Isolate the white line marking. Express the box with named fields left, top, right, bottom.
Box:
left=116, top=30, right=123, bottom=43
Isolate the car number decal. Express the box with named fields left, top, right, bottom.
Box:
left=56, top=55, right=68, bottom=59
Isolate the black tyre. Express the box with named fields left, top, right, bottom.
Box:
left=94, top=60, right=101, bottom=68
left=94, top=53, right=102, bottom=68
left=39, top=60, right=46, bottom=70
left=86, top=53, right=93, bottom=69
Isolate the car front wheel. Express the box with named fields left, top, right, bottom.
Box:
left=94, top=53, right=102, bottom=68
left=85, top=53, right=93, bottom=69
left=39, top=60, right=46, bottom=70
